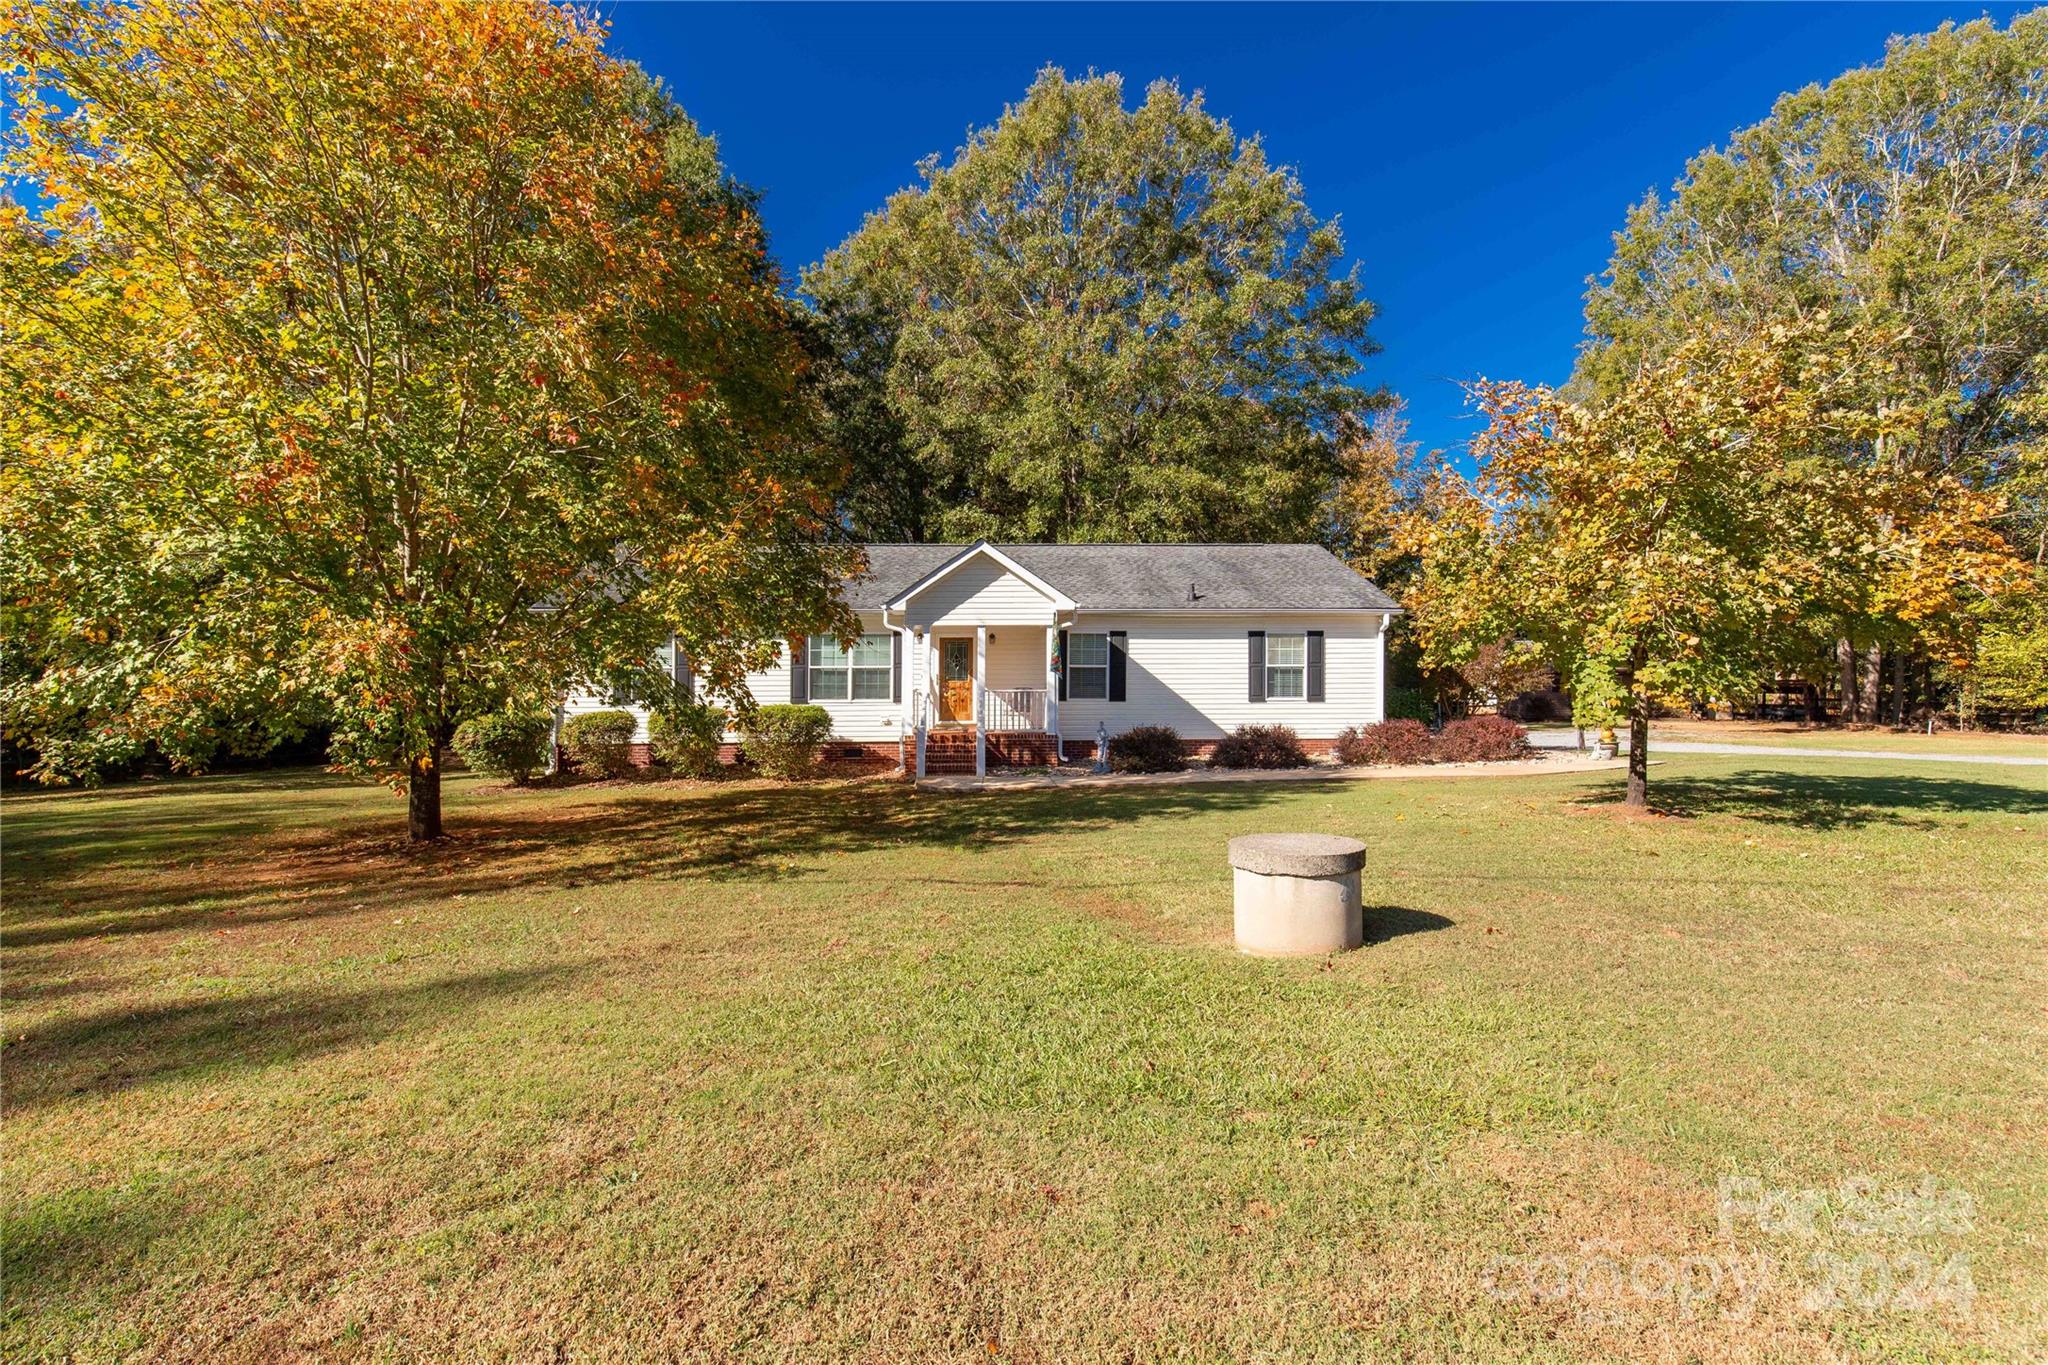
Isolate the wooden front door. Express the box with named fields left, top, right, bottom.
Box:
left=939, top=638, right=974, bottom=722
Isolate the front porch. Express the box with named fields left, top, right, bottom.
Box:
left=905, top=624, right=1065, bottom=777
left=882, top=541, right=1086, bottom=778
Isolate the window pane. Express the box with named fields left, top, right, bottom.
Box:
left=811, top=667, right=850, bottom=701
left=1069, top=633, right=1109, bottom=667
left=851, top=633, right=891, bottom=668
left=808, top=634, right=849, bottom=668
left=851, top=667, right=892, bottom=700
left=1268, top=634, right=1306, bottom=667
left=1268, top=666, right=1305, bottom=699
left=1069, top=666, right=1107, bottom=700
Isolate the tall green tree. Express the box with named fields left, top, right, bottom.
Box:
left=1573, top=13, right=2048, bottom=720
left=1, top=0, right=852, bottom=839
left=804, top=68, right=1386, bottom=544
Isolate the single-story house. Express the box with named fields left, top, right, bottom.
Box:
left=561, top=541, right=1401, bottom=777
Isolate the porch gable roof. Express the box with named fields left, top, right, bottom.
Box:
left=882, top=541, right=1076, bottom=614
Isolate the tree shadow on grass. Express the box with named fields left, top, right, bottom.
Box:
left=1605, top=768, right=2048, bottom=830
left=0, top=963, right=583, bottom=1114
left=4, top=768, right=375, bottom=876
left=2, top=765, right=352, bottom=809
left=3, top=780, right=1323, bottom=950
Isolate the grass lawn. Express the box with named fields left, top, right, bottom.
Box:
left=5, top=757, right=2045, bottom=1361
left=1643, top=720, right=2048, bottom=759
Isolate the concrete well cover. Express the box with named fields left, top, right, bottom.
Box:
left=1227, top=833, right=1367, bottom=878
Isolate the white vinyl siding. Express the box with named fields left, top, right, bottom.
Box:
left=980, top=628, right=1047, bottom=691
left=559, top=691, right=655, bottom=742
left=737, top=614, right=900, bottom=740
left=561, top=613, right=905, bottom=743
left=1057, top=613, right=1387, bottom=740
left=902, top=551, right=1058, bottom=627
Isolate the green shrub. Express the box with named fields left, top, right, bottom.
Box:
left=452, top=711, right=552, bottom=784
left=739, top=704, right=833, bottom=779
left=648, top=701, right=727, bottom=778
left=1385, top=688, right=1433, bottom=722
left=1432, top=716, right=1529, bottom=762
left=1334, top=719, right=1431, bottom=765
left=561, top=709, right=637, bottom=779
left=1208, top=724, right=1310, bottom=769
left=1106, top=725, right=1185, bottom=773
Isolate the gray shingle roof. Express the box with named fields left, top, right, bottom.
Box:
left=842, top=543, right=1400, bottom=613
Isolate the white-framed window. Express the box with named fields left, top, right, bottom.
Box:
left=809, top=633, right=892, bottom=701
left=1266, top=632, right=1306, bottom=700
left=1067, top=632, right=1109, bottom=699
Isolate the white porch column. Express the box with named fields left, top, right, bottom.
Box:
left=973, top=624, right=987, bottom=777
left=1044, top=623, right=1060, bottom=763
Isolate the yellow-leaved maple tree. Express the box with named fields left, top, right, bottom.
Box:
left=1, top=0, right=855, bottom=838
left=1402, top=318, right=2021, bottom=807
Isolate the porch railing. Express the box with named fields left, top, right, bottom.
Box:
left=981, top=686, right=1047, bottom=733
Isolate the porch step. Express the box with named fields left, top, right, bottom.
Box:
left=917, top=727, right=1062, bottom=775
left=921, top=728, right=982, bottom=774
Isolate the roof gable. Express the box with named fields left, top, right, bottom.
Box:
left=843, top=543, right=1400, bottom=614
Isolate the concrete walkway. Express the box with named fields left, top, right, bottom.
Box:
left=1523, top=730, right=2048, bottom=768
left=916, top=753, right=1623, bottom=793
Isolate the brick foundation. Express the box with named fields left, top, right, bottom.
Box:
left=985, top=732, right=1059, bottom=768
left=1060, top=736, right=1339, bottom=763
left=553, top=732, right=1342, bottom=777
left=816, top=741, right=903, bottom=773
left=555, top=739, right=905, bottom=777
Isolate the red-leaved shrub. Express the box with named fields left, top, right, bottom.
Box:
left=1334, top=719, right=1433, bottom=765
left=1208, top=724, right=1310, bottom=769
left=1107, top=725, right=1186, bottom=773
left=1431, top=716, right=1530, bottom=762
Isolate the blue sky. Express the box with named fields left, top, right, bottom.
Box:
left=608, top=1, right=2031, bottom=460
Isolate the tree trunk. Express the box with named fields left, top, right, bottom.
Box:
left=1889, top=650, right=1907, bottom=727
left=1626, top=692, right=1650, bottom=808
left=1836, top=637, right=1856, bottom=724
left=1858, top=644, right=1882, bottom=724
left=408, top=748, right=443, bottom=842
left=1624, top=643, right=1650, bottom=808
left=1802, top=681, right=1824, bottom=724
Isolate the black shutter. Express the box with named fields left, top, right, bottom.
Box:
left=1057, top=629, right=1069, bottom=701
left=672, top=633, right=695, bottom=703
left=1108, top=631, right=1127, bottom=703
left=789, top=637, right=807, bottom=703
left=891, top=631, right=903, bottom=704
left=1306, top=630, right=1325, bottom=703
left=1247, top=631, right=1266, bottom=703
